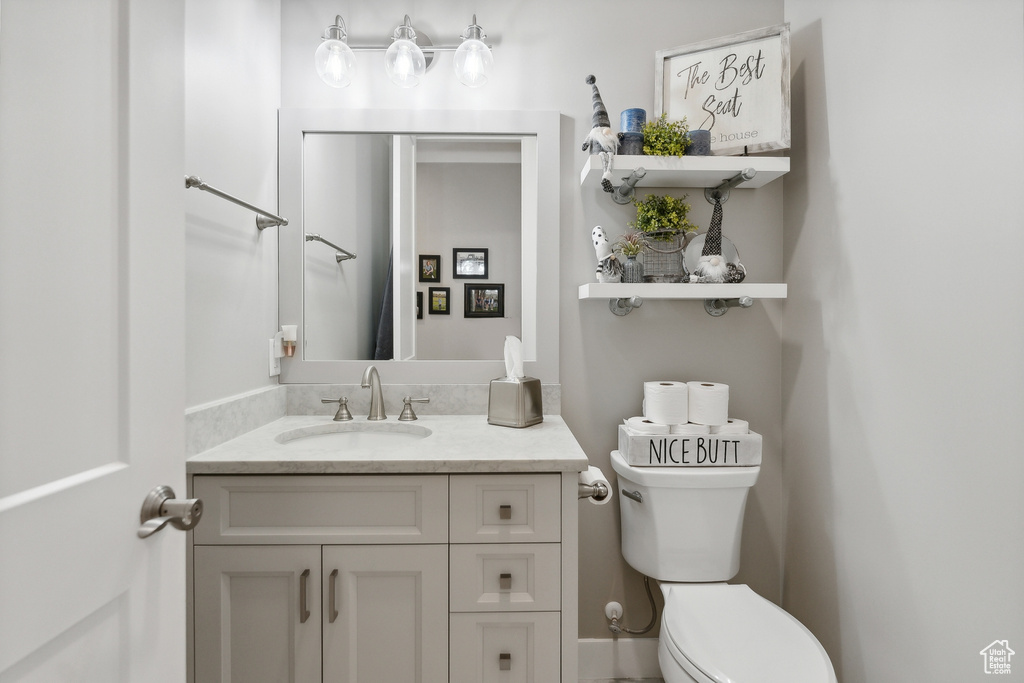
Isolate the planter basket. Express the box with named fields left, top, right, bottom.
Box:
left=641, top=232, right=687, bottom=282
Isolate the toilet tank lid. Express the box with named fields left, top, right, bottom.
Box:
left=610, top=450, right=759, bottom=488
left=662, top=584, right=836, bottom=683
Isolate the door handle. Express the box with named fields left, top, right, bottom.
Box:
left=299, top=569, right=311, bottom=624
left=138, top=485, right=203, bottom=538
left=329, top=569, right=339, bottom=623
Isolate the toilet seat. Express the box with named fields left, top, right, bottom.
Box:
left=661, top=584, right=836, bottom=683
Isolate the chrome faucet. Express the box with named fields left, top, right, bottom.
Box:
left=361, top=365, right=386, bottom=420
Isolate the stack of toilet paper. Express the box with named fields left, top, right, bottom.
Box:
left=619, top=380, right=761, bottom=467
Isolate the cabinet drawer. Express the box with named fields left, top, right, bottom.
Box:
left=450, top=543, right=560, bottom=612
left=449, top=612, right=560, bottom=683
left=449, top=474, right=560, bottom=543
left=193, top=475, right=448, bottom=544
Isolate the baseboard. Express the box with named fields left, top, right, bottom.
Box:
left=578, top=637, right=662, bottom=680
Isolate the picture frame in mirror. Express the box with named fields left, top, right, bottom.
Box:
left=428, top=287, right=450, bottom=315
left=419, top=254, right=441, bottom=282
left=464, top=283, right=504, bottom=318
left=453, top=248, right=488, bottom=279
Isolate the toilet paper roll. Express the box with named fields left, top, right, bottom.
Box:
left=643, top=381, right=689, bottom=425
left=710, top=418, right=749, bottom=435
left=687, top=381, right=730, bottom=426
left=625, top=416, right=671, bottom=435
left=579, top=465, right=612, bottom=505
left=671, top=422, right=712, bottom=435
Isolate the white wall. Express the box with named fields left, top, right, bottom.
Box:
left=781, top=2, right=1024, bottom=681
left=278, top=0, right=787, bottom=641
left=185, top=0, right=281, bottom=407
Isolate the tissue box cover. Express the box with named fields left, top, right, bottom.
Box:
left=488, top=376, right=543, bottom=428
left=617, top=425, right=761, bottom=466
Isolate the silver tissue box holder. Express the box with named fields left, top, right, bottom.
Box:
left=487, top=375, right=543, bottom=428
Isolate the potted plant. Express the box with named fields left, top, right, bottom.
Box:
left=641, top=113, right=690, bottom=156
left=629, top=194, right=696, bottom=282
left=629, top=193, right=696, bottom=241
left=613, top=231, right=649, bottom=283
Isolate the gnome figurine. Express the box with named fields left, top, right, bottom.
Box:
left=690, top=197, right=746, bottom=284
left=582, top=75, right=619, bottom=193
left=592, top=226, right=623, bottom=283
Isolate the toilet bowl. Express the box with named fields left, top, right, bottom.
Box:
left=610, top=450, right=837, bottom=683
left=658, top=583, right=835, bottom=683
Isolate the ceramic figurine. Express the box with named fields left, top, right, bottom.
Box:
left=592, top=226, right=623, bottom=283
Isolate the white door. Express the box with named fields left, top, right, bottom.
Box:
left=391, top=135, right=417, bottom=360
left=0, top=1, right=186, bottom=680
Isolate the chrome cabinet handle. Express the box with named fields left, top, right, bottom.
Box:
left=299, top=569, right=311, bottom=624
left=499, top=504, right=512, bottom=520
left=329, top=569, right=339, bottom=623
left=499, top=652, right=511, bottom=671
left=499, top=572, right=512, bottom=591
left=137, top=485, right=203, bottom=538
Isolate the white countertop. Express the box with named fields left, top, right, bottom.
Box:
left=186, top=414, right=589, bottom=475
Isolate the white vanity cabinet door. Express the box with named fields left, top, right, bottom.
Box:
left=448, top=612, right=561, bottom=683
left=193, top=545, right=321, bottom=683
left=322, top=544, right=448, bottom=683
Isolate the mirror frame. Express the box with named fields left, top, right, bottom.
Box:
left=278, top=109, right=560, bottom=385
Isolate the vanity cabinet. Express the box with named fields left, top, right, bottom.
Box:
left=190, top=472, right=567, bottom=683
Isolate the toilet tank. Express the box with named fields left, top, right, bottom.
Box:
left=610, top=450, right=759, bottom=582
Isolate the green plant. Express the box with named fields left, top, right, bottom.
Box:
left=629, top=194, right=697, bottom=241
left=613, top=230, right=648, bottom=257
left=641, top=113, right=690, bottom=156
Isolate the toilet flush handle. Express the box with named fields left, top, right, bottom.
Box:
left=621, top=489, right=643, bottom=503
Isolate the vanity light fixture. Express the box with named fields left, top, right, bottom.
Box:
left=314, top=14, right=494, bottom=88
left=314, top=16, right=357, bottom=88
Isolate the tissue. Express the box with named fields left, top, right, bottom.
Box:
left=504, top=335, right=524, bottom=379
left=711, top=418, right=749, bottom=435
left=643, top=381, right=690, bottom=425
left=579, top=465, right=612, bottom=505
left=687, top=381, right=729, bottom=426
left=625, top=416, right=671, bottom=435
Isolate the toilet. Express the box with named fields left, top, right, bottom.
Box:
left=611, top=450, right=837, bottom=683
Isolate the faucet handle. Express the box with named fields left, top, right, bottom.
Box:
left=321, top=396, right=353, bottom=422
left=398, top=396, right=429, bottom=421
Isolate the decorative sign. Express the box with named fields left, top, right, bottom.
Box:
left=617, top=425, right=762, bottom=467
left=655, top=24, right=790, bottom=156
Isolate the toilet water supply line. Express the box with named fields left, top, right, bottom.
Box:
left=607, top=575, right=658, bottom=635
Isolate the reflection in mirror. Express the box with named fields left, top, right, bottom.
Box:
left=278, top=109, right=560, bottom=385
left=302, top=134, right=523, bottom=362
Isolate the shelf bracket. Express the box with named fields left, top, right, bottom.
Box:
left=704, top=296, right=753, bottom=317
left=611, top=167, right=647, bottom=205
left=610, top=296, right=643, bottom=316
left=704, top=167, right=756, bottom=205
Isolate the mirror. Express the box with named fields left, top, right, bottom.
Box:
left=278, top=109, right=560, bottom=385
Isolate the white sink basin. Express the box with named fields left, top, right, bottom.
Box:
left=275, top=422, right=431, bottom=450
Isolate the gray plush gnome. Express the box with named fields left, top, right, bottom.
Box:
left=581, top=75, right=618, bottom=193
left=690, top=196, right=746, bottom=283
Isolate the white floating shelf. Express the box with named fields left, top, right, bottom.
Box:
left=578, top=282, right=788, bottom=300
left=579, top=155, right=789, bottom=189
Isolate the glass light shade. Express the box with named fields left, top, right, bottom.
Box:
left=314, top=39, right=356, bottom=88
left=453, top=39, right=493, bottom=87
left=385, top=38, right=426, bottom=87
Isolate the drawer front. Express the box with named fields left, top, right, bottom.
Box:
left=193, top=475, right=448, bottom=544
left=449, top=612, right=560, bottom=683
left=449, top=474, right=560, bottom=543
left=449, top=543, right=560, bottom=612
